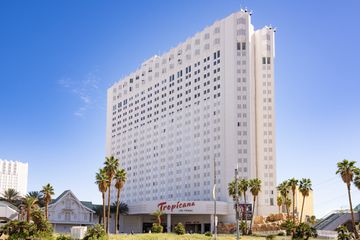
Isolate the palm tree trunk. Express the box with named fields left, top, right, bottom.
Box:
left=102, top=192, right=106, bottom=231
left=27, top=208, right=31, bottom=222
left=107, top=178, right=112, bottom=234
left=292, top=191, right=295, bottom=222
left=45, top=202, right=48, bottom=220
left=115, top=189, right=120, bottom=234
left=249, top=196, right=256, bottom=235
left=347, top=184, right=359, bottom=239
left=300, top=195, right=305, bottom=223
left=243, top=192, right=247, bottom=234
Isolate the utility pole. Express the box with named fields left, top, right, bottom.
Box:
left=212, top=157, right=217, bottom=240
left=235, top=166, right=240, bottom=240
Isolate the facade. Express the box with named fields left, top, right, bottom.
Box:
left=48, top=190, right=96, bottom=233
left=0, top=159, right=28, bottom=196
left=106, top=9, right=277, bottom=233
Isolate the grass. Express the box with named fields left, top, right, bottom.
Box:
left=109, top=233, right=272, bottom=240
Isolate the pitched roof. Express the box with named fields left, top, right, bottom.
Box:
left=49, top=190, right=95, bottom=213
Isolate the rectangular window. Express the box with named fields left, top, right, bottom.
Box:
left=267, top=57, right=271, bottom=64
left=237, top=42, right=241, bottom=50
left=242, top=42, right=246, bottom=50
left=262, top=57, right=266, bottom=64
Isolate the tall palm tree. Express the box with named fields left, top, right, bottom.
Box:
left=298, top=178, right=312, bottom=224
left=23, top=195, right=38, bottom=222
left=354, top=172, right=360, bottom=190
left=114, top=168, right=127, bottom=234
left=285, top=198, right=292, bottom=218
left=288, top=178, right=298, bottom=222
left=40, top=183, right=54, bottom=220
left=277, top=196, right=283, bottom=214
left=336, top=159, right=359, bottom=239
left=248, top=178, right=261, bottom=234
left=1, top=188, right=20, bottom=204
left=239, top=179, right=249, bottom=233
left=277, top=180, right=290, bottom=217
left=111, top=202, right=129, bottom=230
left=95, top=168, right=109, bottom=230
left=104, top=156, right=119, bottom=233
left=152, top=210, right=164, bottom=225
left=228, top=179, right=242, bottom=199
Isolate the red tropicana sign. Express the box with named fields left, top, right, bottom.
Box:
left=158, top=201, right=195, bottom=212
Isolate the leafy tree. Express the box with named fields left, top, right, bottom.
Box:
left=22, top=195, right=38, bottom=222
left=336, top=159, right=359, bottom=239
left=1, top=188, right=20, bottom=204
left=114, top=168, right=127, bottom=234
left=104, top=156, right=119, bottom=233
left=95, top=168, right=108, bottom=230
left=276, top=196, right=283, bottom=214
left=40, top=183, right=55, bottom=220
left=288, top=178, right=298, bottom=222
left=151, top=223, right=163, bottom=233
left=248, top=178, right=261, bottom=234
left=152, top=210, right=164, bottom=225
left=239, top=179, right=249, bottom=233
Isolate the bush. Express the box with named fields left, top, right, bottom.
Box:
left=280, top=219, right=296, bottom=236
left=336, top=225, right=354, bottom=240
left=56, top=235, right=71, bottom=240
left=205, top=231, right=212, bottom=237
left=151, top=223, right=163, bottom=233
left=31, top=209, right=53, bottom=234
left=293, top=223, right=317, bottom=240
left=83, top=224, right=107, bottom=240
left=174, top=223, right=185, bottom=235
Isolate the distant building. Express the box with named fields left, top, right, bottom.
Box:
left=48, top=190, right=97, bottom=233
left=0, top=159, right=28, bottom=196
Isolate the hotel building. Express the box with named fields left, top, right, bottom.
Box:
left=0, top=159, right=28, bottom=196
left=106, top=9, right=277, bottom=233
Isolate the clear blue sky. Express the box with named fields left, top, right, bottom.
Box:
left=0, top=0, right=359, bottom=217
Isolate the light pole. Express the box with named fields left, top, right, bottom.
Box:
left=235, top=166, right=240, bottom=240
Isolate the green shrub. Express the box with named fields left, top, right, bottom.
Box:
left=151, top=223, right=163, bottom=233
left=0, top=218, right=53, bottom=240
left=336, top=225, right=354, bottom=240
left=204, top=231, right=212, bottom=237
left=293, top=222, right=317, bottom=240
left=174, top=223, right=185, bottom=235
left=31, top=209, right=53, bottom=234
left=280, top=219, right=296, bottom=236
left=56, top=235, right=71, bottom=240
left=83, top=224, right=107, bottom=240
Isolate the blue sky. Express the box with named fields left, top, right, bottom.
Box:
left=0, top=0, right=359, bottom=217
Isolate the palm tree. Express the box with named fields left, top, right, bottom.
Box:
left=298, top=178, right=312, bottom=224
left=95, top=168, right=109, bottom=230
left=336, top=159, right=359, bottom=239
left=285, top=198, right=292, bottom=218
left=288, top=178, right=298, bottom=222
left=40, top=183, right=54, bottom=220
left=27, top=191, right=45, bottom=208
left=111, top=202, right=129, bottom=231
left=277, top=196, right=283, bottom=214
left=114, top=168, right=127, bottom=234
left=248, top=178, right=261, bottom=234
left=228, top=179, right=242, bottom=199
left=1, top=188, right=20, bottom=204
left=277, top=180, right=290, bottom=217
left=152, top=210, right=164, bottom=225
left=354, top=172, right=360, bottom=190
left=104, top=156, right=119, bottom=233
left=23, top=195, right=38, bottom=222
left=239, top=179, right=249, bottom=233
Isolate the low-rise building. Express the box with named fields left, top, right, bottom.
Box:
left=0, top=201, right=18, bottom=225
left=48, top=190, right=96, bottom=233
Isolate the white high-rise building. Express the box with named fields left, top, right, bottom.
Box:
left=106, top=9, right=277, bottom=233
left=0, top=159, right=28, bottom=196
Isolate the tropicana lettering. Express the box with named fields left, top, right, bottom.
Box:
left=158, top=201, right=195, bottom=212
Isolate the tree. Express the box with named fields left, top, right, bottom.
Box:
left=277, top=196, right=283, bottom=214
left=239, top=179, right=249, bottom=233
left=228, top=179, right=242, bottom=199
left=27, top=191, right=44, bottom=208
left=114, top=168, right=127, bottom=234
left=1, top=188, right=20, bottom=204
left=285, top=198, right=292, bottom=218
left=22, top=195, right=38, bottom=222
left=95, top=168, right=109, bottom=230
left=248, top=178, right=261, bottom=234
left=353, top=171, right=360, bottom=191
left=298, top=178, right=312, bottom=223
left=152, top=210, right=164, bottom=225
left=288, top=178, right=298, bottom=222
left=40, top=184, right=54, bottom=220
left=277, top=180, right=290, bottom=217
left=336, top=159, right=359, bottom=239
left=104, top=156, right=119, bottom=233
